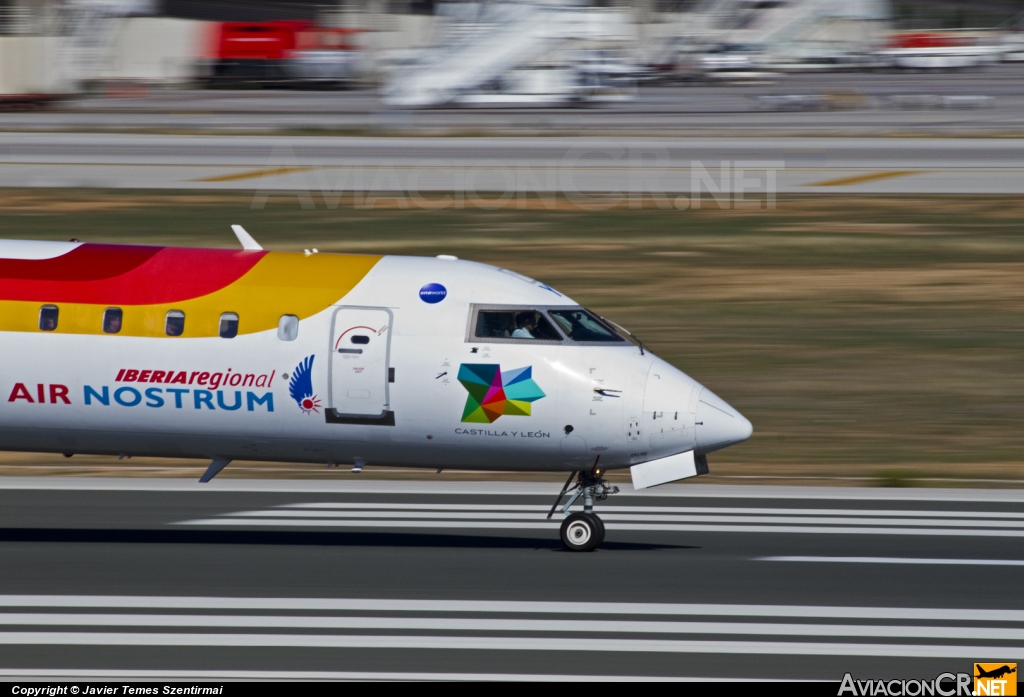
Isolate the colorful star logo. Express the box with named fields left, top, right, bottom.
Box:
left=458, top=364, right=545, bottom=423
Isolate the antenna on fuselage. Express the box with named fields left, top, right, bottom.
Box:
left=231, top=225, right=263, bottom=251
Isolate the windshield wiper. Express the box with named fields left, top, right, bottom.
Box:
left=601, top=317, right=645, bottom=355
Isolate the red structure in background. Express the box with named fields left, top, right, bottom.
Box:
left=214, top=21, right=311, bottom=62
left=208, top=21, right=361, bottom=84
left=886, top=32, right=969, bottom=50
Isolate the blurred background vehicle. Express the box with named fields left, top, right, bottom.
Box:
left=207, top=20, right=362, bottom=87
left=696, top=42, right=766, bottom=78
left=878, top=30, right=1006, bottom=69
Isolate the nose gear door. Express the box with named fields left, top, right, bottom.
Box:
left=328, top=306, right=393, bottom=420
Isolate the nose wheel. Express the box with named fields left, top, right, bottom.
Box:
left=548, top=470, right=618, bottom=552
left=560, top=512, right=605, bottom=552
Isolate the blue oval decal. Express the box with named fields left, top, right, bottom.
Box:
left=419, top=283, right=447, bottom=304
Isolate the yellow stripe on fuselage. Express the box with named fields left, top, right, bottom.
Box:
left=0, top=252, right=382, bottom=338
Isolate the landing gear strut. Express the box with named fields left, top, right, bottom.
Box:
left=547, top=470, right=619, bottom=552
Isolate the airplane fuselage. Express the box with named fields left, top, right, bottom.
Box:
left=0, top=241, right=752, bottom=476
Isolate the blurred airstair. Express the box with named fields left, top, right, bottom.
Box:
left=686, top=0, right=887, bottom=49
left=733, top=0, right=827, bottom=47
left=381, top=3, right=594, bottom=107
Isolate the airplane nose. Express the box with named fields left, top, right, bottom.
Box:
left=695, top=387, right=753, bottom=454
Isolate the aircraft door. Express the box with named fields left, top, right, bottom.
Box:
left=329, top=307, right=393, bottom=418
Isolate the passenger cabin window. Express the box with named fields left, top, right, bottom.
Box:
left=278, top=315, right=299, bottom=341
left=165, top=310, right=185, bottom=337
left=38, top=305, right=58, bottom=332
left=103, top=308, right=122, bottom=334
left=475, top=310, right=561, bottom=341
left=351, top=335, right=370, bottom=344
left=549, top=309, right=624, bottom=342
left=219, top=312, right=239, bottom=339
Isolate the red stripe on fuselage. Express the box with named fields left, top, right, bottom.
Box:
left=0, top=245, right=158, bottom=281
left=0, top=244, right=267, bottom=304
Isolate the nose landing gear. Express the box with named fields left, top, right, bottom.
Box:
left=547, top=470, right=619, bottom=552
left=561, top=512, right=603, bottom=552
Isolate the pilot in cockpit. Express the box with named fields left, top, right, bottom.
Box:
left=511, top=312, right=536, bottom=339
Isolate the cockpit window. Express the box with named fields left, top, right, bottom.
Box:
left=475, top=310, right=562, bottom=341
left=468, top=305, right=628, bottom=345
left=548, top=309, right=625, bottom=342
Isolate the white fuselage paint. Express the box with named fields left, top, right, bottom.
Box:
left=0, top=255, right=718, bottom=472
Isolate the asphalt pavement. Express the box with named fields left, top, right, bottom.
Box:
left=2, top=131, right=1023, bottom=196
left=0, top=478, right=1022, bottom=680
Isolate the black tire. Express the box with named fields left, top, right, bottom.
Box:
left=560, top=512, right=600, bottom=552
left=586, top=513, right=606, bottom=546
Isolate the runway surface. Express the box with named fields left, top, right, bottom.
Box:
left=1, top=477, right=1022, bottom=680
left=2, top=132, right=1024, bottom=196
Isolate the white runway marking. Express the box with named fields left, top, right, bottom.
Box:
left=0, top=596, right=1020, bottom=622
left=226, top=509, right=1024, bottom=528
left=1, top=596, right=1020, bottom=662
left=762, top=557, right=1024, bottom=567
left=183, top=518, right=560, bottom=529
left=284, top=502, right=1024, bottom=519
left=178, top=517, right=1024, bottom=537
left=0, top=669, right=742, bottom=682
left=179, top=497, right=1024, bottom=538
left=1, top=613, right=1022, bottom=640
left=0, top=632, right=1020, bottom=658
left=4, top=477, right=1024, bottom=502
left=230, top=510, right=557, bottom=521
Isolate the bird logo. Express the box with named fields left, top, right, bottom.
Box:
left=289, top=355, right=320, bottom=414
